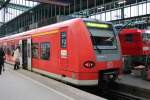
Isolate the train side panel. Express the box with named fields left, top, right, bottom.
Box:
left=31, top=19, right=100, bottom=84
left=32, top=31, right=61, bottom=76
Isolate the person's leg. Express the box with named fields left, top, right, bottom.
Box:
left=3, top=63, right=5, bottom=71
left=16, top=62, right=19, bottom=70
left=17, top=64, right=19, bottom=70
left=14, top=63, right=17, bottom=70
left=0, top=66, right=1, bottom=74
left=17, top=65, right=20, bottom=69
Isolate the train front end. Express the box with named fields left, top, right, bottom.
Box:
left=142, top=30, right=150, bottom=55
left=84, top=20, right=122, bottom=83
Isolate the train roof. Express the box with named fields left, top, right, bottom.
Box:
left=0, top=18, right=82, bottom=41
left=0, top=18, right=114, bottom=41
left=83, top=18, right=113, bottom=25
left=119, top=28, right=144, bottom=35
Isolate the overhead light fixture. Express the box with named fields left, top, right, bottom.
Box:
left=28, top=0, right=70, bottom=6
left=97, top=6, right=104, bottom=10
left=79, top=12, right=83, bottom=14
left=118, top=0, right=126, bottom=4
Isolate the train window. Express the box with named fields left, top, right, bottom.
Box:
left=125, top=34, right=133, bottom=42
left=147, top=34, right=150, bottom=39
left=61, top=32, right=67, bottom=48
left=40, top=42, right=50, bottom=60
left=143, top=33, right=150, bottom=42
left=145, top=33, right=150, bottom=39
left=32, top=43, right=39, bottom=58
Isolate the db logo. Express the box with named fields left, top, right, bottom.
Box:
left=107, top=62, right=113, bottom=68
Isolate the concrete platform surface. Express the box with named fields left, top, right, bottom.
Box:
left=117, top=74, right=150, bottom=90
left=114, top=74, right=150, bottom=99
left=0, top=64, right=106, bottom=100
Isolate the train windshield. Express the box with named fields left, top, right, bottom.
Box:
left=85, top=22, right=117, bottom=50
left=142, top=33, right=150, bottom=42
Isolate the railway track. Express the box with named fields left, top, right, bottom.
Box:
left=75, top=82, right=149, bottom=100
left=106, top=90, right=149, bottom=100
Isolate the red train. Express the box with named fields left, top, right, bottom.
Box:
left=119, top=29, right=150, bottom=80
left=119, top=29, right=150, bottom=56
left=0, top=18, right=122, bottom=85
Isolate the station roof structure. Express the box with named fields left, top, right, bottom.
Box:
left=28, top=0, right=72, bottom=6
left=28, top=0, right=115, bottom=7
left=0, top=0, right=31, bottom=11
left=0, top=0, right=149, bottom=37
left=0, top=0, right=10, bottom=10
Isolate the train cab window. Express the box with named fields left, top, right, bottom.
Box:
left=40, top=42, right=50, bottom=60
left=125, top=34, right=133, bottom=43
left=32, top=43, right=39, bottom=58
left=147, top=34, right=150, bottom=40
left=143, top=33, right=150, bottom=41
left=61, top=32, right=67, bottom=48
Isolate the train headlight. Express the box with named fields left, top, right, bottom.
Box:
left=83, top=61, right=95, bottom=68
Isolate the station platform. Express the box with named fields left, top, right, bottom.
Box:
left=0, top=63, right=106, bottom=100
left=113, top=74, right=150, bottom=99
left=117, top=74, right=150, bottom=90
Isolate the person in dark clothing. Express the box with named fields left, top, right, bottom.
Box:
left=0, top=47, right=5, bottom=75
left=2, top=54, right=5, bottom=71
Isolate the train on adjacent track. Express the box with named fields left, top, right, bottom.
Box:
left=119, top=29, right=150, bottom=56
left=119, top=28, right=150, bottom=80
left=0, top=18, right=122, bottom=85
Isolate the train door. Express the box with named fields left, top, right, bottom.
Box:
left=60, top=27, right=68, bottom=71
left=27, top=38, right=32, bottom=70
left=22, top=40, right=28, bottom=69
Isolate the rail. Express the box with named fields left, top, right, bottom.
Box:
left=108, top=90, right=149, bottom=100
